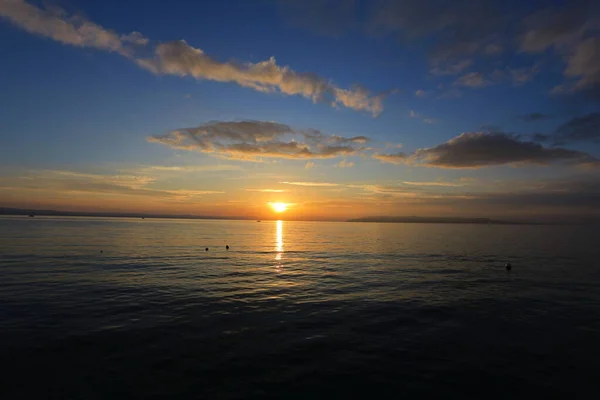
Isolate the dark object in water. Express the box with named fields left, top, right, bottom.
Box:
left=100, top=250, right=103, bottom=253
left=205, top=247, right=209, bottom=252
left=257, top=220, right=261, bottom=222
left=505, top=262, right=512, bottom=271
left=28, top=213, right=34, bottom=217
left=226, top=245, right=229, bottom=250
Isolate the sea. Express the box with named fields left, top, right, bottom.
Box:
left=1, top=216, right=599, bottom=399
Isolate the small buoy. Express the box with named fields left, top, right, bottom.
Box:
left=100, top=250, right=103, bottom=253
left=205, top=247, right=209, bottom=252
left=226, top=245, right=229, bottom=250
left=505, top=262, right=512, bottom=271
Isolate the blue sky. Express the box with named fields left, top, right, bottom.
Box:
left=0, top=0, right=599, bottom=220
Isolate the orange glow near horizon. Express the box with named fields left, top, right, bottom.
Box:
left=269, top=202, right=288, bottom=213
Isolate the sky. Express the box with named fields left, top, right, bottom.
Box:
left=0, top=0, right=599, bottom=221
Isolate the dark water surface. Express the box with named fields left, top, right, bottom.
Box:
left=1, top=216, right=600, bottom=398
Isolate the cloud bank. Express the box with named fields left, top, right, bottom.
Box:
left=375, top=132, right=598, bottom=168
left=148, top=120, right=368, bottom=161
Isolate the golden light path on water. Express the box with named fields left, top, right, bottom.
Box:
left=275, top=220, right=283, bottom=265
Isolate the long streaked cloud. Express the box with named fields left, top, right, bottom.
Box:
left=0, top=169, right=224, bottom=200
left=374, top=132, right=598, bottom=169
left=245, top=188, right=285, bottom=193
left=148, top=120, right=368, bottom=161
left=0, top=0, right=145, bottom=57
left=280, top=181, right=339, bottom=187
left=0, top=0, right=387, bottom=115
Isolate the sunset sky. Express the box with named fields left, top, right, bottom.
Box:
left=1, top=0, right=599, bottom=221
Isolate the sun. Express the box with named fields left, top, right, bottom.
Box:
left=269, top=202, right=288, bottom=213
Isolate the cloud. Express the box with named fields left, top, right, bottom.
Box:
left=554, top=112, right=600, bottom=143
left=385, top=142, right=404, bottom=149
left=455, top=72, right=493, bottom=88
left=304, top=162, right=315, bottom=169
left=372, top=152, right=407, bottom=165
left=0, top=0, right=144, bottom=57
left=415, top=90, right=427, bottom=98
left=409, top=110, right=436, bottom=124
left=280, top=181, right=339, bottom=187
left=336, top=160, right=354, bottom=168
left=142, top=164, right=243, bottom=172
left=0, top=1, right=386, bottom=116
left=520, top=1, right=600, bottom=94
left=430, top=59, right=473, bottom=76
left=402, top=181, right=464, bottom=187
left=509, top=65, right=540, bottom=85
left=407, top=132, right=598, bottom=168
left=370, top=0, right=508, bottom=75
left=148, top=120, right=369, bottom=162
left=1, top=169, right=223, bottom=200
left=245, top=189, right=285, bottom=193
left=517, top=113, right=553, bottom=122
left=120, top=31, right=149, bottom=46
left=137, top=40, right=387, bottom=116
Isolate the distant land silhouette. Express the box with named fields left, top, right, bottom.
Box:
left=0, top=207, right=251, bottom=221
left=348, top=216, right=552, bottom=225
left=2, top=207, right=597, bottom=225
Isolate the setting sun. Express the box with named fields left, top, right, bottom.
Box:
left=269, top=202, right=288, bottom=213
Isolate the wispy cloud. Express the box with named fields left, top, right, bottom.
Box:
left=304, top=161, right=316, bottom=169
left=280, top=181, right=339, bottom=187
left=455, top=72, right=493, bottom=88
left=0, top=169, right=224, bottom=200
left=148, top=120, right=369, bottom=162
left=336, top=160, right=354, bottom=168
left=508, top=65, right=540, bottom=85
left=0, top=0, right=145, bottom=57
left=517, top=113, right=553, bottom=122
left=409, top=110, right=436, bottom=124
left=141, top=164, right=243, bottom=172
left=0, top=0, right=387, bottom=116
left=520, top=2, right=600, bottom=95
left=371, top=152, right=407, bottom=165
left=245, top=188, right=285, bottom=193
left=402, top=181, right=464, bottom=187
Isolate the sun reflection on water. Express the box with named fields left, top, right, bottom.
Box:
left=275, top=220, right=283, bottom=265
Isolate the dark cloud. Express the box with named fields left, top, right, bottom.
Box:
left=373, top=132, right=597, bottom=168
left=148, top=120, right=368, bottom=161
left=520, top=1, right=600, bottom=95
left=554, top=112, right=600, bottom=143
left=411, top=132, right=597, bottom=168
left=517, top=113, right=553, bottom=122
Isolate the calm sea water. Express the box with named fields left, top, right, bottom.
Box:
left=1, top=216, right=600, bottom=398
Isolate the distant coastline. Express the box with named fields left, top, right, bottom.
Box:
left=347, top=216, right=546, bottom=225
left=2, top=207, right=595, bottom=225
left=0, top=207, right=252, bottom=221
